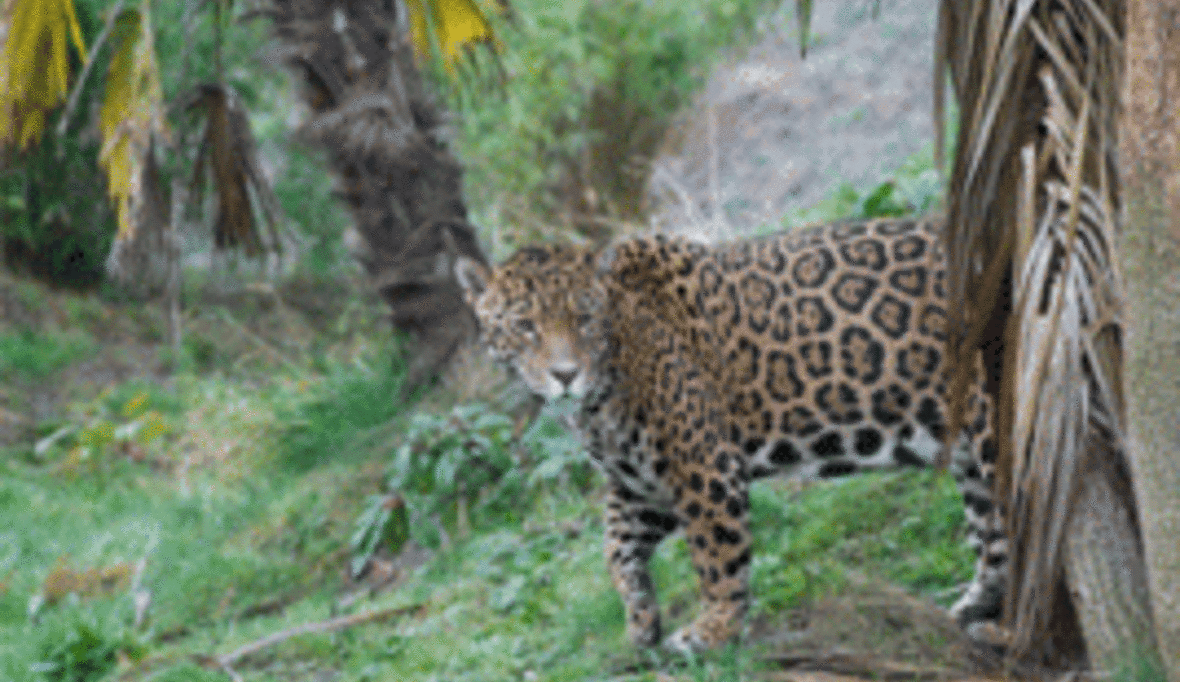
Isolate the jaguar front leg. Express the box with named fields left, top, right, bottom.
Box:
left=602, top=483, right=680, bottom=647
left=664, top=457, right=752, bottom=653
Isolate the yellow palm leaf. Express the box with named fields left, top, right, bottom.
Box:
left=406, top=0, right=500, bottom=73
left=0, top=0, right=87, bottom=149
left=98, top=3, right=167, bottom=241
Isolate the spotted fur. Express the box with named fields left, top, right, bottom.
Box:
left=455, top=216, right=1007, bottom=652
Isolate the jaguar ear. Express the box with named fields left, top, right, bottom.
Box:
left=454, top=255, right=492, bottom=301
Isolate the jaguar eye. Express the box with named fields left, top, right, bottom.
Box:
left=515, top=319, right=536, bottom=334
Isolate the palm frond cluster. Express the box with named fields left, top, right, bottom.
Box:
left=936, top=0, right=1156, bottom=666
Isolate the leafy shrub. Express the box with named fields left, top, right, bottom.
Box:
left=350, top=493, right=410, bottom=577
left=354, top=402, right=590, bottom=562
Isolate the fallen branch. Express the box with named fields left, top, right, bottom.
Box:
left=213, top=307, right=300, bottom=372
left=117, top=603, right=420, bottom=680
left=215, top=602, right=421, bottom=668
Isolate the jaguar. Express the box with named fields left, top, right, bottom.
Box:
left=454, top=215, right=1006, bottom=652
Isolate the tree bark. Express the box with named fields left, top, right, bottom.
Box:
left=1064, top=432, right=1163, bottom=676
left=1120, top=1, right=1180, bottom=677
left=267, top=1, right=487, bottom=391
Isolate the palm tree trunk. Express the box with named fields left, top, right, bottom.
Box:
left=1120, top=0, right=1180, bottom=676
left=265, top=0, right=487, bottom=391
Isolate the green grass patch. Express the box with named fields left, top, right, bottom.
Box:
left=0, top=238, right=980, bottom=682
left=272, top=339, right=408, bottom=472
left=0, top=329, right=95, bottom=382
left=748, top=470, right=972, bottom=616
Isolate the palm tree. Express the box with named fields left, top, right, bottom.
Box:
left=934, top=0, right=1166, bottom=674
left=263, top=1, right=488, bottom=392
left=1120, top=0, right=1180, bottom=677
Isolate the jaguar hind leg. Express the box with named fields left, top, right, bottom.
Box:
left=602, top=484, right=680, bottom=647
left=950, top=380, right=1010, bottom=643
left=950, top=505, right=1008, bottom=634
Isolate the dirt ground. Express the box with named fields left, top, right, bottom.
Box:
left=647, top=0, right=940, bottom=242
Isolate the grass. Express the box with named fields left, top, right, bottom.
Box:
left=0, top=330, right=96, bottom=382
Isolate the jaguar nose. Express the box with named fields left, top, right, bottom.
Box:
left=551, top=368, right=579, bottom=388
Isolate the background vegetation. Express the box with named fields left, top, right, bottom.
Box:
left=0, top=0, right=992, bottom=680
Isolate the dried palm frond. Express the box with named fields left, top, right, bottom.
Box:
left=265, top=0, right=486, bottom=391
left=105, top=136, right=171, bottom=295
left=0, top=0, right=87, bottom=150
left=186, top=82, right=284, bottom=258
left=99, top=4, right=169, bottom=243
left=936, top=0, right=1139, bottom=663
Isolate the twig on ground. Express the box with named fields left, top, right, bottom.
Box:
left=214, top=308, right=300, bottom=371
left=214, top=603, right=421, bottom=668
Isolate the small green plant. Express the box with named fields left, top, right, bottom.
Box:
left=30, top=613, right=143, bottom=682
left=386, top=405, right=522, bottom=548
left=367, top=403, right=589, bottom=554
left=856, top=180, right=911, bottom=218
left=840, top=176, right=936, bottom=221
left=777, top=142, right=948, bottom=232
left=350, top=493, right=410, bottom=577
